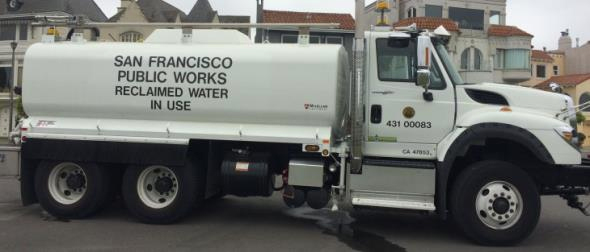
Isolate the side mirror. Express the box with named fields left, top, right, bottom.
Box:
left=417, top=70, right=433, bottom=101
left=416, top=69, right=431, bottom=89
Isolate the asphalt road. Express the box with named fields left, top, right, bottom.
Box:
left=1, top=177, right=589, bottom=252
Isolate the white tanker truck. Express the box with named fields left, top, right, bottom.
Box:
left=12, top=25, right=590, bottom=245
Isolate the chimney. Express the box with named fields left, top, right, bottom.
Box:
left=543, top=46, right=546, bottom=52
left=559, top=28, right=572, bottom=50
left=257, top=0, right=264, bottom=23
left=119, top=0, right=134, bottom=12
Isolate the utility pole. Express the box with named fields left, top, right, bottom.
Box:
left=9, top=41, right=18, bottom=133
left=350, top=0, right=365, bottom=174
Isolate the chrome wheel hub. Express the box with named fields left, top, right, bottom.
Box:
left=476, top=181, right=523, bottom=230
left=48, top=163, right=87, bottom=205
left=137, top=166, right=178, bottom=209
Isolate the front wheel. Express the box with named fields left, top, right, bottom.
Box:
left=450, top=160, right=540, bottom=246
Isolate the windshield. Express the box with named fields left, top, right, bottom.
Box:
left=434, top=41, right=465, bottom=85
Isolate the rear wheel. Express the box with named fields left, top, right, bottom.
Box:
left=122, top=163, right=200, bottom=224
left=451, top=160, right=540, bottom=246
left=35, top=161, right=111, bottom=219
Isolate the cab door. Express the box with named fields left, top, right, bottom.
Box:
left=364, top=35, right=455, bottom=160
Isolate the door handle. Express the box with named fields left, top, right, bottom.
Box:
left=372, top=91, right=394, bottom=95
left=371, top=105, right=382, bottom=124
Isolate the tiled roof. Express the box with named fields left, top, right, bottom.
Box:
left=137, top=0, right=185, bottom=22
left=488, top=25, right=533, bottom=37
left=535, top=74, right=590, bottom=90
left=184, top=0, right=216, bottom=22
left=531, top=50, right=554, bottom=63
left=108, top=0, right=186, bottom=23
left=184, top=0, right=249, bottom=24
left=107, top=0, right=249, bottom=26
left=262, top=10, right=355, bottom=30
left=393, top=17, right=459, bottom=32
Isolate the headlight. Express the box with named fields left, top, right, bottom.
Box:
left=555, top=125, right=574, bottom=143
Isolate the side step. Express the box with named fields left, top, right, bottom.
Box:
left=349, top=157, right=436, bottom=211
left=351, top=191, right=435, bottom=211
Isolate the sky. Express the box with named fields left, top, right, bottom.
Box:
left=95, top=0, right=590, bottom=50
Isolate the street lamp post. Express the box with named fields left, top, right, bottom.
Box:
left=9, top=41, right=18, bottom=133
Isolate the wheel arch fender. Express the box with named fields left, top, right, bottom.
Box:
left=435, top=123, right=554, bottom=219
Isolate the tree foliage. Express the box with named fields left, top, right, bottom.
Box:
left=577, top=112, right=586, bottom=124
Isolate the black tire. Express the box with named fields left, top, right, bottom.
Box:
left=122, top=162, right=201, bottom=224
left=450, top=160, right=541, bottom=246
left=35, top=161, right=112, bottom=219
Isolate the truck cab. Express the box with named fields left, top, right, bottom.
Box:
left=348, top=26, right=586, bottom=245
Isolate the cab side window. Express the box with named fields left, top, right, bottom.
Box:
left=376, top=38, right=416, bottom=82
left=429, top=55, right=447, bottom=90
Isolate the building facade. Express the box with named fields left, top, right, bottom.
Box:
left=0, top=0, right=106, bottom=137
left=367, top=0, right=532, bottom=85
left=555, top=30, right=590, bottom=76
left=256, top=6, right=356, bottom=67
left=535, top=74, right=590, bottom=146
left=101, top=0, right=250, bottom=43
left=521, top=49, right=563, bottom=87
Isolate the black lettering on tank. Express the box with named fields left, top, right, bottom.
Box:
left=218, top=72, right=227, bottom=85
left=207, top=72, right=217, bottom=84
left=118, top=70, right=127, bottom=82
left=197, top=72, right=207, bottom=84
left=222, top=57, right=233, bottom=69
left=221, top=89, right=228, bottom=99
left=210, top=57, right=221, bottom=69
left=114, top=55, right=124, bottom=67
left=201, top=57, right=210, bottom=69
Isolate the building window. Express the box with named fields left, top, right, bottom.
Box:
left=449, top=7, right=484, bottom=30
left=0, top=24, right=17, bottom=41
left=461, top=48, right=471, bottom=70
left=495, top=49, right=504, bottom=69
left=536, top=65, right=546, bottom=78
left=326, top=36, right=343, bottom=45
left=0, top=67, right=11, bottom=93
left=120, top=31, right=143, bottom=42
left=503, top=49, right=530, bottom=70
left=376, top=38, right=416, bottom=82
left=407, top=7, right=417, bottom=18
left=281, top=34, right=298, bottom=44
left=429, top=54, right=447, bottom=90
left=553, top=65, right=559, bottom=75
left=580, top=92, right=590, bottom=112
left=19, top=24, right=28, bottom=40
left=425, top=5, right=443, bottom=18
left=490, top=11, right=501, bottom=25
left=473, top=48, right=483, bottom=70
left=309, top=36, right=321, bottom=44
